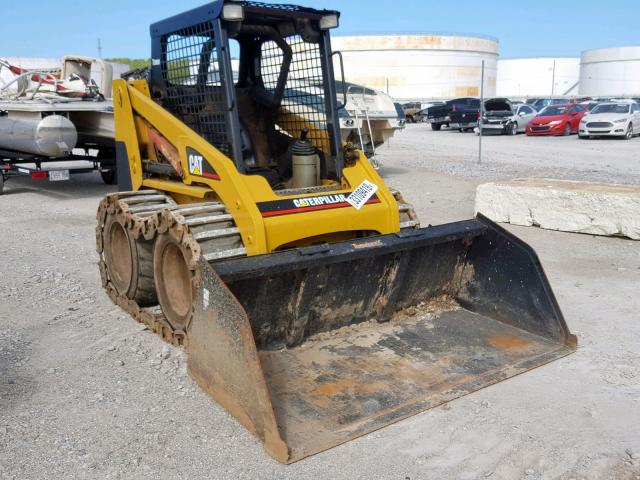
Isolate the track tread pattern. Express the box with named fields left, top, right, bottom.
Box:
left=96, top=191, right=246, bottom=345
left=97, top=188, right=419, bottom=345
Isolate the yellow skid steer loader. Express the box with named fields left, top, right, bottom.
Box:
left=96, top=1, right=576, bottom=463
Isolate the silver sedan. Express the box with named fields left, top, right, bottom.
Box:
left=478, top=101, right=537, bottom=135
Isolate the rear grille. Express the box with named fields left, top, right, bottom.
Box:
left=586, top=122, right=613, bottom=128
left=531, top=126, right=550, bottom=132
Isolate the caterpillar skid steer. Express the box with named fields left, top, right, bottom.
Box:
left=97, top=0, right=576, bottom=463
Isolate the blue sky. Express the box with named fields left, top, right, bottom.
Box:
left=2, top=1, right=638, bottom=59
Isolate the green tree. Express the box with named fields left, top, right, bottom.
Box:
left=166, top=58, right=192, bottom=84
left=106, top=58, right=151, bottom=70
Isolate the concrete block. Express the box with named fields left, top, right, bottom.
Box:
left=475, top=179, right=640, bottom=240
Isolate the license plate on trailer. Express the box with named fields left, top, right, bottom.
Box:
left=49, top=170, right=70, bottom=181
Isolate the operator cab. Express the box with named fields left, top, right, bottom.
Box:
left=148, top=0, right=344, bottom=189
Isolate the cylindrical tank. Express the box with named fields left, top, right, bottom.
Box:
left=291, top=129, right=320, bottom=188
left=496, top=58, right=580, bottom=98
left=331, top=34, right=499, bottom=101
left=580, top=46, right=640, bottom=97
left=0, top=114, right=77, bottom=157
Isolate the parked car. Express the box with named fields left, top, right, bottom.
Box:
left=578, top=102, right=640, bottom=139
left=530, top=98, right=573, bottom=112
left=478, top=99, right=537, bottom=135
left=402, top=102, right=422, bottom=123
left=579, top=101, right=599, bottom=112
left=525, top=104, right=587, bottom=136
left=415, top=102, right=445, bottom=122
left=427, top=97, right=479, bottom=130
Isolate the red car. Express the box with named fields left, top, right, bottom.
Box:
left=526, top=104, right=587, bottom=136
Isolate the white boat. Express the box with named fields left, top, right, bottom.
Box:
left=337, top=82, right=404, bottom=168
left=0, top=56, right=117, bottom=189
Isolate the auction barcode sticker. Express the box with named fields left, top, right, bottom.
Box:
left=346, top=179, right=378, bottom=210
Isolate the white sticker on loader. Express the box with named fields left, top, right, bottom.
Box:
left=346, top=179, right=378, bottom=210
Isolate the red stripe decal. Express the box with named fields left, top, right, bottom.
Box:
left=261, top=198, right=381, bottom=217
left=202, top=172, right=220, bottom=180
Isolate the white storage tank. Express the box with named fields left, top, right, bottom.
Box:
left=497, top=57, right=580, bottom=98
left=580, top=46, right=640, bottom=97
left=331, top=34, right=498, bottom=101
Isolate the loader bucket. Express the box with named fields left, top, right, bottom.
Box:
left=186, top=214, right=576, bottom=463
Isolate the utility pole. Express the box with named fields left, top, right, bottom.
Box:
left=478, top=60, right=484, bottom=164
left=97, top=38, right=103, bottom=59
left=550, top=59, right=556, bottom=95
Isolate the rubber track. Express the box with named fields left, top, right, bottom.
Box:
left=96, top=190, right=245, bottom=346
left=96, top=189, right=419, bottom=347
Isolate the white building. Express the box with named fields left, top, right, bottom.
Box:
left=496, top=57, right=580, bottom=98
left=331, top=34, right=499, bottom=101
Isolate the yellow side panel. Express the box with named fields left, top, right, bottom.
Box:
left=141, top=179, right=211, bottom=199
left=119, top=80, right=399, bottom=256
left=126, top=83, right=269, bottom=255
left=113, top=79, right=144, bottom=190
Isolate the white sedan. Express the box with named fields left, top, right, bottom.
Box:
left=579, top=102, right=640, bottom=139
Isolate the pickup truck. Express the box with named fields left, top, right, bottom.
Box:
left=449, top=99, right=481, bottom=131
left=427, top=97, right=479, bottom=131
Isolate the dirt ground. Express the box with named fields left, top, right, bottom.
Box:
left=385, top=122, right=640, bottom=185
left=1, top=126, right=639, bottom=479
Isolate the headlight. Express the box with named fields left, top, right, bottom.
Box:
left=613, top=118, right=628, bottom=123
left=549, top=120, right=562, bottom=126
left=580, top=119, right=587, bottom=124
left=320, top=13, right=339, bottom=30
left=222, top=4, right=244, bottom=21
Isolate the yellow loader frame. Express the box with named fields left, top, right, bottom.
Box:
left=113, top=78, right=400, bottom=255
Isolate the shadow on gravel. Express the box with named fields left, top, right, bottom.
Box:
left=378, top=166, right=411, bottom=177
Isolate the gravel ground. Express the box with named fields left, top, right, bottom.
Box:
left=1, top=134, right=639, bottom=479
left=379, top=124, right=640, bottom=185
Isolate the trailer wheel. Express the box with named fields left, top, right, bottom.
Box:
left=100, top=169, right=117, bottom=185
left=431, top=123, right=442, bottom=131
